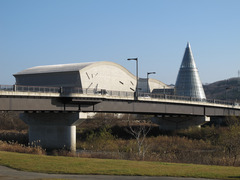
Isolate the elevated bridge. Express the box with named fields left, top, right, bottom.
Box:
left=1, top=85, right=240, bottom=151
left=1, top=84, right=239, bottom=115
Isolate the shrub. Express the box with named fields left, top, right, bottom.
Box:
left=0, top=130, right=28, bottom=145
left=217, top=121, right=240, bottom=166
left=79, top=126, right=118, bottom=151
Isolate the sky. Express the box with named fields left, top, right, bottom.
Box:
left=0, top=0, right=240, bottom=85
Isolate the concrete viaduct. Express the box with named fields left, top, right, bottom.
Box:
left=1, top=85, right=240, bottom=151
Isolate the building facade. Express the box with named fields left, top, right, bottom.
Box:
left=14, top=61, right=169, bottom=93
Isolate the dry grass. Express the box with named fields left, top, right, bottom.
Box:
left=0, top=141, right=45, bottom=155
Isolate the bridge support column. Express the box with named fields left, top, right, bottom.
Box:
left=152, top=115, right=210, bottom=130
left=20, top=112, right=87, bottom=151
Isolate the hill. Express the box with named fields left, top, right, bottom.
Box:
left=203, top=77, right=240, bottom=101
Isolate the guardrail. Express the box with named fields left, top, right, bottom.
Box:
left=138, top=92, right=238, bottom=106
left=0, top=84, right=238, bottom=107
left=0, top=85, right=59, bottom=93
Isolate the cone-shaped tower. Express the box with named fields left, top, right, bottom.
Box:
left=175, top=42, right=206, bottom=99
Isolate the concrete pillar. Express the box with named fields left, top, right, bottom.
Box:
left=20, top=112, right=87, bottom=151
left=152, top=115, right=210, bottom=130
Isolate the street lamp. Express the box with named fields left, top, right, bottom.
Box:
left=127, top=58, right=138, bottom=100
left=147, top=72, right=156, bottom=93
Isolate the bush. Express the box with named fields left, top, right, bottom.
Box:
left=146, top=136, right=214, bottom=164
left=0, top=130, right=28, bottom=145
left=217, top=119, right=240, bottom=166
left=78, top=126, right=118, bottom=151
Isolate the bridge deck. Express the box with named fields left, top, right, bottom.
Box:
left=1, top=85, right=240, bottom=116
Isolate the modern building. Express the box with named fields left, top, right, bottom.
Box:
left=175, top=42, right=206, bottom=99
left=138, top=78, right=171, bottom=93
left=14, top=61, right=169, bottom=93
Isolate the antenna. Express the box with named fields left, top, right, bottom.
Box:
left=238, top=70, right=240, bottom=92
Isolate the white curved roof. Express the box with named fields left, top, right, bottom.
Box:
left=14, top=61, right=137, bottom=80
left=14, top=62, right=95, bottom=75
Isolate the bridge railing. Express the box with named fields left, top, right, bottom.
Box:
left=0, top=85, right=60, bottom=93
left=16, top=86, right=59, bottom=93
left=0, top=84, right=238, bottom=107
left=60, top=87, right=134, bottom=98
left=139, top=92, right=237, bottom=106
left=0, top=85, right=14, bottom=91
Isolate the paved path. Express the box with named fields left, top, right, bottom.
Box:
left=0, top=165, right=214, bottom=180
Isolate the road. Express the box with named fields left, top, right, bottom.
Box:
left=0, top=165, right=215, bottom=180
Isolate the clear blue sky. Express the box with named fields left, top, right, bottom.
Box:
left=1, top=0, right=240, bottom=85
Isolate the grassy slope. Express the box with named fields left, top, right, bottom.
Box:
left=0, top=151, right=240, bottom=179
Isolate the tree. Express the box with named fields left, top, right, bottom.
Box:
left=218, top=116, right=240, bottom=166
left=0, top=112, right=27, bottom=131
left=125, top=114, right=152, bottom=160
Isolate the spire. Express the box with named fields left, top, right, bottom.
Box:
left=175, top=43, right=206, bottom=99
left=180, top=42, right=197, bottom=69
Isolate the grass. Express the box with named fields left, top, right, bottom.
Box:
left=0, top=151, right=240, bottom=179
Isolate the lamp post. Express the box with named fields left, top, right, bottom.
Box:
left=147, top=72, right=156, bottom=93
left=127, top=58, right=138, bottom=100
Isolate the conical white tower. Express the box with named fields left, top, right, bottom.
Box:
left=175, top=42, right=206, bottom=99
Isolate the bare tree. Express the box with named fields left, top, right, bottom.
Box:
left=125, top=114, right=152, bottom=160
left=0, top=111, right=27, bottom=131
